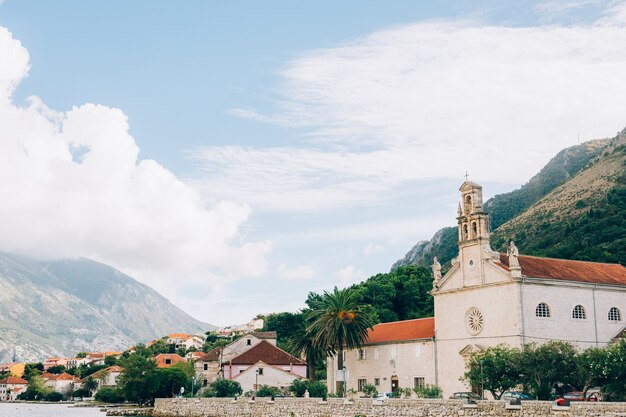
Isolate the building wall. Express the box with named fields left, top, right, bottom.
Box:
left=233, top=363, right=302, bottom=392
left=327, top=340, right=435, bottom=395
left=434, top=279, right=522, bottom=397
left=225, top=364, right=306, bottom=380
left=522, top=280, right=626, bottom=348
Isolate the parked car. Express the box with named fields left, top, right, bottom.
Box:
left=376, top=392, right=393, bottom=399
left=449, top=392, right=483, bottom=403
left=502, top=391, right=534, bottom=401
left=555, top=391, right=599, bottom=406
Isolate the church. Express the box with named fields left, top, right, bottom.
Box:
left=327, top=180, right=626, bottom=396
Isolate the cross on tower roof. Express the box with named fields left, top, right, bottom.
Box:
left=464, top=171, right=469, bottom=181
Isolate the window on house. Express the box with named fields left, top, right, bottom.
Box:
left=357, top=349, right=366, bottom=360
left=246, top=339, right=252, bottom=345
left=414, top=377, right=425, bottom=389
left=374, top=378, right=380, bottom=387
left=608, top=307, right=622, bottom=321
left=203, top=364, right=208, bottom=371
left=572, top=305, right=586, bottom=319
left=203, top=379, right=208, bottom=386
left=535, top=303, right=550, bottom=318
left=165, top=359, right=172, bottom=365
left=258, top=368, right=264, bottom=375
left=357, top=378, right=367, bottom=392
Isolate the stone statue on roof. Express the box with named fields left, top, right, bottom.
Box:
left=507, top=241, right=520, bottom=269
left=432, top=257, right=442, bottom=282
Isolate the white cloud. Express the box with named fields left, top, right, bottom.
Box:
left=336, top=266, right=366, bottom=288
left=195, top=16, right=626, bottom=213
left=0, top=26, right=271, bottom=319
left=277, top=263, right=316, bottom=280
left=363, top=242, right=384, bottom=255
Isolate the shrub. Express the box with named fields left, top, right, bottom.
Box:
left=308, top=380, right=327, bottom=398
left=206, top=379, right=242, bottom=398
left=288, top=379, right=308, bottom=397
left=414, top=384, right=443, bottom=398
left=45, top=392, right=63, bottom=402
left=256, top=385, right=281, bottom=397
left=95, top=387, right=125, bottom=403
left=362, top=383, right=377, bottom=398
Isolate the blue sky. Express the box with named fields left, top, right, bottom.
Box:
left=1, top=0, right=626, bottom=326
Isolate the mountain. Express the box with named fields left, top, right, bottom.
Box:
left=392, top=128, right=625, bottom=271
left=0, top=253, right=213, bottom=363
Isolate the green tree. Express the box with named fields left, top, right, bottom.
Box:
left=521, top=341, right=578, bottom=400
left=464, top=345, right=522, bottom=399
left=306, top=287, right=375, bottom=372
left=47, top=365, right=66, bottom=374
left=117, top=354, right=159, bottom=405
left=288, top=379, right=308, bottom=397
left=95, top=386, right=125, bottom=403
left=22, top=363, right=44, bottom=381
left=601, top=339, right=626, bottom=401
left=204, top=379, right=242, bottom=397
left=286, top=318, right=324, bottom=382
left=82, top=375, right=99, bottom=397
left=256, top=385, right=281, bottom=397
left=17, top=374, right=52, bottom=400
left=154, top=367, right=191, bottom=398
left=75, top=352, right=88, bottom=359
left=104, top=355, right=118, bottom=366
left=575, top=347, right=607, bottom=395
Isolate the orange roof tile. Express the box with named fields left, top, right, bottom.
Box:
left=366, top=317, right=435, bottom=344
left=154, top=353, right=186, bottom=368
left=498, top=254, right=626, bottom=286
left=168, top=333, right=191, bottom=339
left=54, top=372, right=79, bottom=381
left=0, top=376, right=28, bottom=384
left=230, top=340, right=305, bottom=366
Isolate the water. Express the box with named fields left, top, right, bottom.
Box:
left=0, top=403, right=105, bottom=417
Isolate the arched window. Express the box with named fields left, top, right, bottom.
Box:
left=463, top=224, right=469, bottom=240
left=472, top=222, right=478, bottom=238
left=535, top=303, right=550, bottom=318
left=572, top=305, right=586, bottom=319
left=608, top=307, right=622, bottom=321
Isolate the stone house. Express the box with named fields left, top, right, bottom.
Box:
left=154, top=353, right=186, bottom=368
left=233, top=361, right=303, bottom=393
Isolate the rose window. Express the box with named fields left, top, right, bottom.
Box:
left=465, top=307, right=484, bottom=335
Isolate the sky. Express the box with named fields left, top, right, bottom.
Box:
left=1, top=0, right=626, bottom=327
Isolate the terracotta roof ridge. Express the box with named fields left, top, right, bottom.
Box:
left=374, top=317, right=435, bottom=326
left=500, top=252, right=624, bottom=267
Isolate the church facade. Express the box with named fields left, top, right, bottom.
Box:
left=328, top=181, right=626, bottom=397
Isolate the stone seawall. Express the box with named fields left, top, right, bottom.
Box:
left=154, top=397, right=626, bottom=417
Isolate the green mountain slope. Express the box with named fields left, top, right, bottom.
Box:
left=491, top=131, right=626, bottom=264
left=392, top=130, right=623, bottom=270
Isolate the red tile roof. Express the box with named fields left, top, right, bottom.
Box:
left=366, top=317, right=435, bottom=344
left=54, top=372, right=80, bottom=381
left=230, top=340, right=305, bottom=366
left=0, top=376, right=27, bottom=384
left=498, top=254, right=626, bottom=286
left=154, top=353, right=186, bottom=368
left=199, top=347, right=221, bottom=362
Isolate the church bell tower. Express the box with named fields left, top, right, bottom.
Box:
left=456, top=181, right=492, bottom=286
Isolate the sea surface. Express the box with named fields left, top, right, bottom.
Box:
left=0, top=403, right=105, bottom=417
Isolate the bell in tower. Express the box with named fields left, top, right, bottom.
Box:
left=457, top=180, right=490, bottom=245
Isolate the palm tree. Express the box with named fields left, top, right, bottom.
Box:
left=83, top=375, right=99, bottom=397
left=286, top=319, right=323, bottom=381
left=306, top=286, right=374, bottom=387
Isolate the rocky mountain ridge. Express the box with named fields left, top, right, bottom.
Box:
left=0, top=253, right=213, bottom=363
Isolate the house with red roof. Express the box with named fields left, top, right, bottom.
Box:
left=328, top=180, right=626, bottom=398
left=82, top=365, right=124, bottom=388
left=154, top=353, right=186, bottom=368
left=0, top=376, right=28, bottom=401
left=44, top=372, right=81, bottom=394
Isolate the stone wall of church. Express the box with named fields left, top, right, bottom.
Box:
left=434, top=281, right=522, bottom=396
left=522, top=280, right=626, bottom=348
left=153, top=397, right=626, bottom=417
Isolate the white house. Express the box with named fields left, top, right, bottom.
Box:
left=0, top=376, right=28, bottom=401
left=233, top=361, right=302, bottom=393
